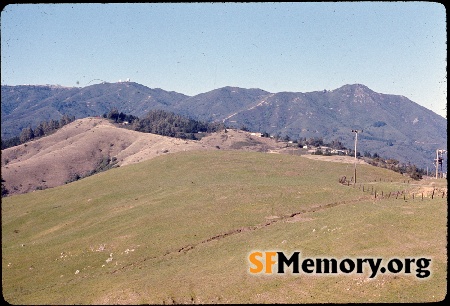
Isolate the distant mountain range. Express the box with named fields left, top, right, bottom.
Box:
left=1, top=82, right=447, bottom=169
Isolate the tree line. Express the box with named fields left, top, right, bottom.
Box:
left=103, top=109, right=225, bottom=140
left=0, top=109, right=427, bottom=181
left=1, top=114, right=75, bottom=149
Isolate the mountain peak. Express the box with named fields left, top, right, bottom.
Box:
left=336, top=84, right=373, bottom=92
left=1, top=82, right=446, bottom=170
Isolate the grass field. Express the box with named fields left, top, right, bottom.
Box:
left=2, top=150, right=447, bottom=304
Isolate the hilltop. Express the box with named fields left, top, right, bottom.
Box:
left=1, top=117, right=288, bottom=195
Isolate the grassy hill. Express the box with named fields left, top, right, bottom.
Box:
left=2, top=150, right=447, bottom=304
left=1, top=117, right=287, bottom=196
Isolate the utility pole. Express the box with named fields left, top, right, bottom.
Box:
left=435, top=149, right=447, bottom=179
left=352, top=129, right=362, bottom=183
left=436, top=149, right=439, bottom=179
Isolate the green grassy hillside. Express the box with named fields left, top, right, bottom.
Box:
left=2, top=151, right=447, bottom=304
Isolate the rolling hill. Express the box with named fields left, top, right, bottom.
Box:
left=2, top=150, right=447, bottom=304
left=2, top=81, right=447, bottom=304
left=1, top=117, right=287, bottom=196
left=1, top=82, right=447, bottom=169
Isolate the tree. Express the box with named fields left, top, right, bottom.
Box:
left=33, top=123, right=45, bottom=138
left=49, top=119, right=60, bottom=131
left=1, top=136, right=21, bottom=149
left=407, top=165, right=422, bottom=180
left=330, top=139, right=346, bottom=150
left=306, top=137, right=324, bottom=147
left=59, top=114, right=74, bottom=126
left=297, top=137, right=306, bottom=146
left=41, top=121, right=51, bottom=135
left=107, top=108, right=120, bottom=122
left=1, top=178, right=9, bottom=197
left=19, top=127, right=34, bottom=143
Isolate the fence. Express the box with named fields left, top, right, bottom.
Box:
left=339, top=176, right=447, bottom=201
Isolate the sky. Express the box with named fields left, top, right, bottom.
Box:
left=1, top=2, right=447, bottom=117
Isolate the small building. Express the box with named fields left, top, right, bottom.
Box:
left=331, top=149, right=348, bottom=155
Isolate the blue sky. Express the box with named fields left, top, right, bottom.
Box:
left=1, top=2, right=447, bottom=117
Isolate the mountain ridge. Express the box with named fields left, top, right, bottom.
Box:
left=1, top=82, right=447, bottom=169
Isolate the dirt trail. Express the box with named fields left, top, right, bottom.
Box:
left=108, top=194, right=374, bottom=275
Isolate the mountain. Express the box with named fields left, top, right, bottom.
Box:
left=201, top=84, right=447, bottom=171
left=172, top=86, right=270, bottom=122
left=1, top=82, right=447, bottom=169
left=1, top=82, right=188, bottom=139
